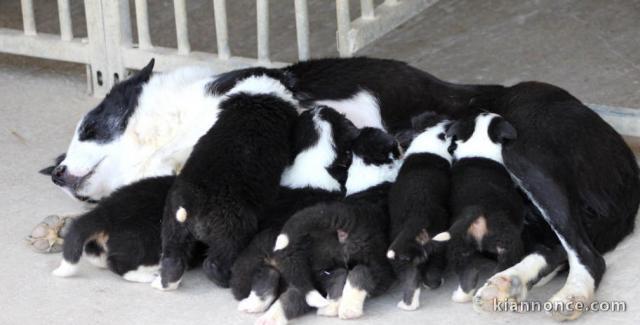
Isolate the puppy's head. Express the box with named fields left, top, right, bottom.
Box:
left=399, top=112, right=453, bottom=162
left=53, top=59, right=155, bottom=201
left=446, top=112, right=516, bottom=163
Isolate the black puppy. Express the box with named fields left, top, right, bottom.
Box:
left=231, top=106, right=358, bottom=313
left=441, top=112, right=525, bottom=303
left=153, top=76, right=299, bottom=290
left=258, top=128, right=402, bottom=324
left=386, top=113, right=453, bottom=310
left=52, top=176, right=178, bottom=281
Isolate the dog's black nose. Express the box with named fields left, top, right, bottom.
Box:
left=51, top=165, right=68, bottom=186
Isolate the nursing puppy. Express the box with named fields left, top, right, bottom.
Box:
left=259, top=128, right=402, bottom=324
left=153, top=76, right=299, bottom=290
left=231, top=106, right=359, bottom=313
left=52, top=176, right=174, bottom=281
left=386, top=112, right=453, bottom=311
left=442, top=112, right=525, bottom=303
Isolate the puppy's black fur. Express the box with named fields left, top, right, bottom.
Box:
left=267, top=128, right=401, bottom=321
left=230, top=106, right=359, bottom=311
left=446, top=113, right=525, bottom=297
left=158, top=89, right=298, bottom=289
left=387, top=113, right=452, bottom=309
left=56, top=176, right=198, bottom=280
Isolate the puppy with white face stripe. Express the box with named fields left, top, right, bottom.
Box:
left=439, top=112, right=526, bottom=303
left=386, top=112, right=453, bottom=311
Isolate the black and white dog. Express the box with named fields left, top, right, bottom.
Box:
left=386, top=112, right=453, bottom=310
left=153, top=75, right=299, bottom=290
left=262, top=128, right=402, bottom=324
left=231, top=106, right=358, bottom=313
left=46, top=58, right=639, bottom=320
left=443, top=112, right=525, bottom=303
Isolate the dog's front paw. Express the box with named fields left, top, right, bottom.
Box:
left=150, top=275, right=180, bottom=291
left=473, top=274, right=525, bottom=311
left=255, top=301, right=287, bottom=325
left=202, top=258, right=230, bottom=288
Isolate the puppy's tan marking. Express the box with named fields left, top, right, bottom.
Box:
left=467, top=215, right=488, bottom=243
left=415, top=228, right=430, bottom=245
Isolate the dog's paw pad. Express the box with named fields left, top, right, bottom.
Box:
left=26, top=215, right=74, bottom=253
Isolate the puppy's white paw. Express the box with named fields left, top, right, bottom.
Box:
left=151, top=275, right=180, bottom=291
left=451, top=285, right=474, bottom=303
left=305, top=290, right=329, bottom=308
left=255, top=301, right=287, bottom=325
left=338, top=281, right=366, bottom=319
left=397, top=288, right=421, bottom=311
left=238, top=291, right=273, bottom=313
left=317, top=299, right=340, bottom=317
left=473, top=274, right=525, bottom=312
left=52, top=260, right=78, bottom=277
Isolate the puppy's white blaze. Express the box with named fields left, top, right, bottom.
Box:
left=227, top=75, right=297, bottom=106
left=397, top=287, right=421, bottom=311
left=273, top=234, right=289, bottom=251
left=256, top=300, right=288, bottom=325
left=453, top=113, right=504, bottom=164
left=338, top=279, right=367, bottom=319
left=305, top=290, right=329, bottom=308
left=452, top=285, right=474, bottom=303
left=280, top=114, right=341, bottom=192
left=405, top=121, right=452, bottom=163
left=52, top=260, right=79, bottom=277
left=345, top=155, right=402, bottom=196
left=315, top=90, right=384, bottom=130
left=386, top=250, right=396, bottom=259
left=432, top=232, right=451, bottom=242
left=175, top=207, right=187, bottom=223
left=150, top=275, right=181, bottom=291
left=238, top=291, right=273, bottom=313
left=122, top=264, right=160, bottom=283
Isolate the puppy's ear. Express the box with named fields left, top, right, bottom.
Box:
left=39, top=165, right=56, bottom=175
left=344, top=121, right=361, bottom=142
left=395, top=130, right=416, bottom=150
left=490, top=117, right=517, bottom=144
left=445, top=120, right=463, bottom=139
left=411, top=111, right=439, bottom=130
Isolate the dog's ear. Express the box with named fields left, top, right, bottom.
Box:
left=489, top=117, right=517, bottom=144
left=134, top=58, right=155, bottom=83
left=445, top=120, right=463, bottom=139
left=395, top=130, right=416, bottom=150
left=411, top=111, right=439, bottom=130
left=39, top=165, right=56, bottom=175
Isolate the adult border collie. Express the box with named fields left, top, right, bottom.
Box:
left=46, top=58, right=639, bottom=320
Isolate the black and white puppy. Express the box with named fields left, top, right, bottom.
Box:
left=441, top=112, right=525, bottom=303
left=52, top=176, right=175, bottom=281
left=386, top=113, right=453, bottom=311
left=260, top=128, right=402, bottom=324
left=153, top=76, right=299, bottom=290
left=231, top=106, right=359, bottom=313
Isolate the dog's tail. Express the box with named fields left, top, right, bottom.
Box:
left=273, top=203, right=354, bottom=252
left=52, top=209, right=109, bottom=277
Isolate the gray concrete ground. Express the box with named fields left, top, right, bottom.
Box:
left=1, top=0, right=640, bottom=324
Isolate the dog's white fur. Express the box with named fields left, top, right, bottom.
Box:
left=405, top=121, right=452, bottom=163
left=453, top=113, right=504, bottom=164
left=315, top=90, right=384, bottom=130
left=345, top=155, right=402, bottom=196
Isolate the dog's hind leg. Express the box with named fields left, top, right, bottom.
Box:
left=338, top=264, right=376, bottom=320
left=255, top=287, right=312, bottom=325
left=316, top=268, right=348, bottom=317
left=238, top=266, right=280, bottom=313
left=422, top=248, right=447, bottom=289
left=396, top=265, right=421, bottom=311
left=152, top=217, right=196, bottom=291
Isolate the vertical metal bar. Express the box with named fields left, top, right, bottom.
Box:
left=336, top=0, right=351, bottom=57
left=173, top=0, right=191, bottom=54
left=134, top=0, right=153, bottom=49
left=213, top=0, right=230, bottom=59
left=294, top=0, right=310, bottom=60
left=256, top=0, right=270, bottom=62
left=57, top=0, right=73, bottom=40
left=21, top=0, right=37, bottom=35
left=360, top=0, right=375, bottom=19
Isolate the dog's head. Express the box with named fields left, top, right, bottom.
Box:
left=46, top=59, right=155, bottom=201
left=446, top=112, right=516, bottom=163
left=397, top=112, right=453, bottom=162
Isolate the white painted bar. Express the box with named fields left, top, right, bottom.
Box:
left=173, top=0, right=191, bottom=54
left=0, top=28, right=88, bottom=62
left=213, top=0, right=230, bottom=59
left=20, top=0, right=37, bottom=36
left=257, top=0, right=270, bottom=62
left=360, top=0, right=375, bottom=19
left=294, top=0, right=310, bottom=60
left=57, top=0, right=73, bottom=41
left=336, top=0, right=351, bottom=57
left=590, top=104, right=640, bottom=137
left=134, top=0, right=153, bottom=49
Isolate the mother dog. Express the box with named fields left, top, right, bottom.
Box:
left=44, top=57, right=639, bottom=320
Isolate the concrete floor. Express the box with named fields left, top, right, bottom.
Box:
left=1, top=0, right=639, bottom=324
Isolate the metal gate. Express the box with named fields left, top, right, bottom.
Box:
left=0, top=0, right=437, bottom=96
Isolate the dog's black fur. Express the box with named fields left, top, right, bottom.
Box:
left=58, top=176, right=178, bottom=278
left=386, top=113, right=452, bottom=309
left=158, top=89, right=299, bottom=289
left=266, top=128, right=400, bottom=321
left=446, top=113, right=525, bottom=297
left=230, top=106, right=359, bottom=311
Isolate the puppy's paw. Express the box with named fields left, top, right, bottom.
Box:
left=255, top=301, right=287, bottom=325
left=473, top=274, right=525, bottom=312
left=451, top=285, right=474, bottom=303
left=27, top=215, right=74, bottom=253
left=547, top=288, right=593, bottom=321
left=397, top=288, right=421, bottom=311
left=317, top=299, right=340, bottom=317
left=238, top=292, right=273, bottom=313
left=52, top=260, right=78, bottom=277
left=150, top=275, right=180, bottom=291
left=202, top=258, right=230, bottom=288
